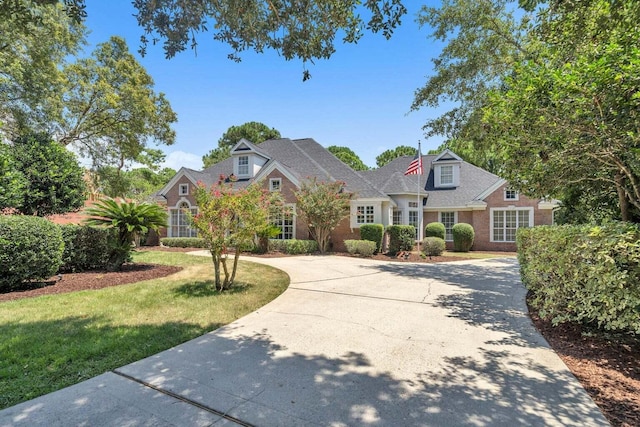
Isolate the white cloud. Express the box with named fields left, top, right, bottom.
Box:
left=162, top=150, right=202, bottom=171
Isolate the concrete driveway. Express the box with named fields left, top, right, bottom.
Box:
left=0, top=255, right=608, bottom=426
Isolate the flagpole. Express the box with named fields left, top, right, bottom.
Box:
left=417, top=141, right=421, bottom=255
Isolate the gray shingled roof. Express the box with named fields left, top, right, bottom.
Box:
left=361, top=155, right=504, bottom=208
left=179, top=138, right=388, bottom=199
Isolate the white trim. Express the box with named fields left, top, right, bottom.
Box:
left=490, top=207, right=534, bottom=243
left=158, top=167, right=199, bottom=197
left=254, top=160, right=301, bottom=187
left=269, top=178, right=282, bottom=192
left=474, top=178, right=508, bottom=201
left=433, top=149, right=463, bottom=163
left=439, top=211, right=458, bottom=242
left=235, top=155, right=250, bottom=177
left=538, top=199, right=560, bottom=210
left=504, top=188, right=519, bottom=201
left=178, top=183, right=189, bottom=196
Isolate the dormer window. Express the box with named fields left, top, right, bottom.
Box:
left=237, top=155, right=249, bottom=176
left=440, top=165, right=454, bottom=185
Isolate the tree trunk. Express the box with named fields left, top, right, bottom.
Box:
left=221, top=255, right=230, bottom=290
left=615, top=172, right=630, bottom=222
left=212, top=251, right=221, bottom=290
left=230, top=251, right=241, bottom=286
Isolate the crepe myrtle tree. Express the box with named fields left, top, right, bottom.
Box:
left=295, top=177, right=353, bottom=253
left=191, top=180, right=283, bottom=291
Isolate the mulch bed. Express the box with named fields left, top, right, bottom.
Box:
left=1, top=246, right=637, bottom=426
left=0, top=263, right=181, bottom=302
left=528, top=300, right=640, bottom=427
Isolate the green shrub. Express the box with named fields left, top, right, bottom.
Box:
left=517, top=223, right=640, bottom=334
left=360, top=224, right=384, bottom=253
left=452, top=223, right=474, bottom=252
left=422, top=237, right=446, bottom=256
left=0, top=216, right=64, bottom=291
left=386, top=225, right=415, bottom=256
left=60, top=224, right=114, bottom=272
left=425, top=222, right=446, bottom=240
left=344, top=239, right=376, bottom=257
left=160, top=237, right=208, bottom=248
left=269, top=239, right=319, bottom=254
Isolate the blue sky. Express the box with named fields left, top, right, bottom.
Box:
left=83, top=1, right=447, bottom=171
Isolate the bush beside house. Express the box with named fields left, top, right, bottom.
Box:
left=425, top=222, right=446, bottom=240
left=422, top=236, right=446, bottom=256
left=518, top=223, right=640, bottom=334
left=452, top=223, right=474, bottom=252
left=360, top=224, right=384, bottom=253
left=386, top=225, right=416, bottom=256
left=344, top=239, right=377, bottom=257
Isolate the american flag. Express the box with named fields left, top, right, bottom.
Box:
left=404, top=150, right=423, bottom=175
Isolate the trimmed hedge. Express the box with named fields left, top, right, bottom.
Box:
left=60, top=224, right=114, bottom=272
left=269, top=239, right=319, bottom=254
left=160, top=237, right=208, bottom=248
left=344, top=239, right=377, bottom=257
left=386, top=225, right=415, bottom=256
left=0, top=216, right=64, bottom=291
left=422, top=237, right=446, bottom=257
left=518, top=223, right=640, bottom=334
left=452, top=223, right=474, bottom=252
left=425, top=222, right=446, bottom=240
left=360, top=224, right=384, bottom=254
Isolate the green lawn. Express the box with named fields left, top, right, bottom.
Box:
left=0, top=252, right=289, bottom=410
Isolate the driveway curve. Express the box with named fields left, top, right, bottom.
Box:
left=1, top=255, right=608, bottom=426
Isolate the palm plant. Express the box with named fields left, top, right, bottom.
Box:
left=84, top=198, right=168, bottom=270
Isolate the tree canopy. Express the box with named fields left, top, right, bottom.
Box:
left=60, top=36, right=177, bottom=170
left=202, top=122, right=281, bottom=168
left=414, top=0, right=640, bottom=222
left=327, top=146, right=369, bottom=171
left=0, top=1, right=86, bottom=137
left=375, top=145, right=416, bottom=168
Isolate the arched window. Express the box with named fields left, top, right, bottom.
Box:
left=169, top=201, right=198, bottom=237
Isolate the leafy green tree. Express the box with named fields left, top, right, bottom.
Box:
left=0, top=144, right=27, bottom=210
left=84, top=198, right=168, bottom=271
left=95, top=166, right=176, bottom=200
left=375, top=145, right=416, bottom=168
left=191, top=182, right=281, bottom=290
left=0, top=1, right=86, bottom=138
left=3, top=133, right=86, bottom=216
left=294, top=178, right=353, bottom=253
left=133, top=0, right=406, bottom=79
left=483, top=0, right=640, bottom=221
left=327, top=146, right=369, bottom=171
left=59, top=36, right=177, bottom=170
left=202, top=122, right=281, bottom=168
left=411, top=0, right=532, bottom=141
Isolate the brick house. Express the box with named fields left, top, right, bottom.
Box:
left=157, top=139, right=557, bottom=252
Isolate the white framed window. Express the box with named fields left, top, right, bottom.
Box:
left=179, top=183, right=189, bottom=196
left=408, top=201, right=418, bottom=208
left=237, top=155, right=249, bottom=176
left=504, top=188, right=519, bottom=201
left=392, top=209, right=403, bottom=225
left=170, top=201, right=198, bottom=237
left=440, top=165, right=454, bottom=185
left=439, top=211, right=457, bottom=241
left=271, top=204, right=295, bottom=240
left=491, top=208, right=533, bottom=242
left=269, top=178, right=282, bottom=192
left=408, top=210, right=419, bottom=239
left=356, top=205, right=375, bottom=224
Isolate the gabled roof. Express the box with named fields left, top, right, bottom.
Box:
left=231, top=138, right=271, bottom=160
left=162, top=138, right=388, bottom=200
left=361, top=153, right=504, bottom=208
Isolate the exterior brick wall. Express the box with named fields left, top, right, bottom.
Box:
left=471, top=183, right=553, bottom=251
